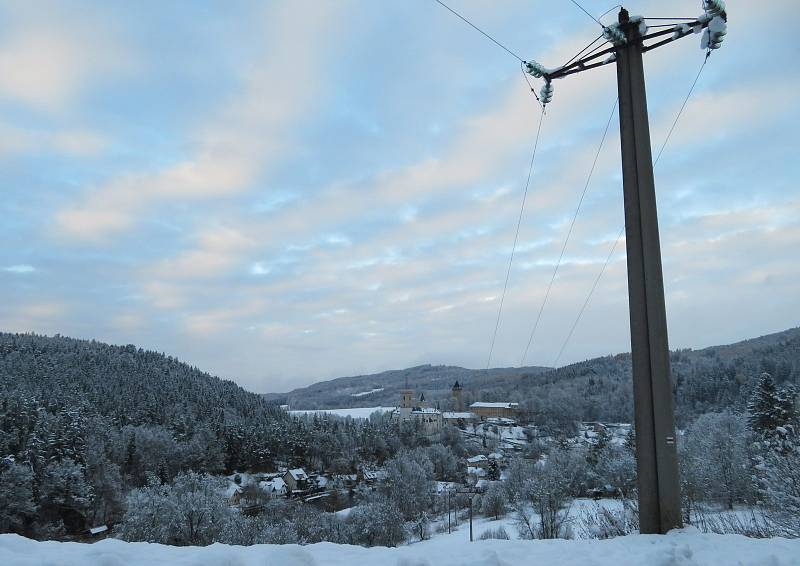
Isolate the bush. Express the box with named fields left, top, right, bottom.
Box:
left=478, top=526, right=510, bottom=540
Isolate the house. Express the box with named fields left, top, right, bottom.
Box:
left=466, top=454, right=489, bottom=469
left=361, top=469, right=388, bottom=484
left=283, top=468, right=310, bottom=494
left=225, top=483, right=243, bottom=506
left=334, top=473, right=358, bottom=488
left=469, top=402, right=520, bottom=420
left=87, top=525, right=109, bottom=539
left=487, top=452, right=505, bottom=464
left=259, top=476, right=288, bottom=498
left=442, top=411, right=478, bottom=427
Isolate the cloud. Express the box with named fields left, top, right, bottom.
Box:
left=4, top=264, right=35, bottom=274
left=0, top=3, right=135, bottom=112
left=54, top=0, right=352, bottom=243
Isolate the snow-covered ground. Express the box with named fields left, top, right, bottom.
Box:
left=289, top=406, right=393, bottom=419
left=2, top=530, right=798, bottom=566
left=351, top=388, right=384, bottom=397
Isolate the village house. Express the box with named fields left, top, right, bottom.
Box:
left=469, top=401, right=520, bottom=420
left=466, top=454, right=489, bottom=469
left=259, top=476, right=288, bottom=497
left=442, top=411, right=478, bottom=427
left=283, top=468, right=310, bottom=494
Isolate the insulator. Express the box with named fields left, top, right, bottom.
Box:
left=540, top=80, right=554, bottom=105
left=602, top=24, right=627, bottom=46
left=702, top=15, right=727, bottom=50
left=525, top=60, right=548, bottom=78
left=703, top=0, right=726, bottom=17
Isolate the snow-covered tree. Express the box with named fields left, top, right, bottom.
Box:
left=748, top=373, right=797, bottom=437
left=38, top=458, right=92, bottom=534
left=384, top=450, right=434, bottom=520
left=0, top=459, right=36, bottom=534
left=681, top=412, right=752, bottom=510
left=118, top=472, right=229, bottom=546
left=347, top=500, right=406, bottom=547
left=481, top=482, right=507, bottom=520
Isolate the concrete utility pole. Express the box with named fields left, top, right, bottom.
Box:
left=525, top=3, right=727, bottom=534
left=614, top=8, right=681, bottom=534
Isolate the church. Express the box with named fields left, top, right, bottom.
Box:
left=390, top=386, right=443, bottom=435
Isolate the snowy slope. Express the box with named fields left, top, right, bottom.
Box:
left=289, top=406, right=393, bottom=419
left=2, top=530, right=799, bottom=566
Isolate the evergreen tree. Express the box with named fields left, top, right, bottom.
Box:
left=748, top=372, right=797, bottom=437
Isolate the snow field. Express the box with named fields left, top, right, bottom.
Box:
left=2, top=529, right=799, bottom=566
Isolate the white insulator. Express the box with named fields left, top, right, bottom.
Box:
left=673, top=23, right=692, bottom=40
left=540, top=80, right=554, bottom=105
left=703, top=0, right=726, bottom=17
left=603, top=24, right=627, bottom=46
left=525, top=60, right=548, bottom=78
left=702, top=15, right=727, bottom=50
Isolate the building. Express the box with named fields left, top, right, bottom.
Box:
left=466, top=454, right=489, bottom=469
left=442, top=411, right=478, bottom=427
left=470, top=402, right=520, bottom=420
left=391, top=388, right=443, bottom=435
left=283, top=468, right=310, bottom=494
left=451, top=380, right=464, bottom=411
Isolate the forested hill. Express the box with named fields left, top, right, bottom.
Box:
left=0, top=333, right=285, bottom=430
left=269, top=327, right=800, bottom=427
left=263, top=363, right=552, bottom=410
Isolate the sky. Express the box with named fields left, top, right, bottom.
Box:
left=1, top=0, right=798, bottom=394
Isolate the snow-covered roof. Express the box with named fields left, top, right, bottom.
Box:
left=467, top=455, right=488, bottom=463
left=88, top=526, right=108, bottom=535
left=487, top=452, right=503, bottom=460
left=287, top=468, right=308, bottom=481
left=225, top=483, right=243, bottom=498
left=470, top=402, right=519, bottom=409
left=442, top=411, right=477, bottom=419
left=259, top=477, right=287, bottom=493
left=411, top=407, right=441, bottom=414
left=467, top=466, right=487, bottom=477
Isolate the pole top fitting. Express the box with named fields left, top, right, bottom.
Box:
left=618, top=7, right=629, bottom=24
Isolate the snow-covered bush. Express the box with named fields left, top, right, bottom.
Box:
left=578, top=498, right=639, bottom=539
left=117, top=472, right=229, bottom=546
left=478, top=526, right=510, bottom=540
left=346, top=501, right=406, bottom=547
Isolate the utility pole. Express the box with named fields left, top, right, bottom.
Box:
left=525, top=3, right=727, bottom=534
left=614, top=7, right=681, bottom=534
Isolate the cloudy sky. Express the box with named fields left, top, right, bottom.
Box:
left=1, top=0, right=798, bottom=393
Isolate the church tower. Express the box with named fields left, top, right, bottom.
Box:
left=451, top=380, right=463, bottom=411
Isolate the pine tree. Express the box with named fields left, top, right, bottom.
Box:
left=748, top=372, right=797, bottom=437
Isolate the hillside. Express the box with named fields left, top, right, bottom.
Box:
left=268, top=327, right=800, bottom=427
left=263, top=363, right=551, bottom=410
left=0, top=333, right=286, bottom=431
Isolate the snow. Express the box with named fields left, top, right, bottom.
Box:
left=350, top=388, right=384, bottom=398
left=287, top=468, right=308, bottom=481
left=470, top=402, right=518, bottom=409
left=3, top=530, right=799, bottom=566
left=289, top=407, right=393, bottom=419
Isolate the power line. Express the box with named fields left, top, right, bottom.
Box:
left=486, top=108, right=546, bottom=369
left=568, top=0, right=605, bottom=27
left=653, top=54, right=709, bottom=165
left=552, top=225, right=624, bottom=366
left=519, top=98, right=618, bottom=365
left=552, top=55, right=711, bottom=367
left=432, top=0, right=524, bottom=62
